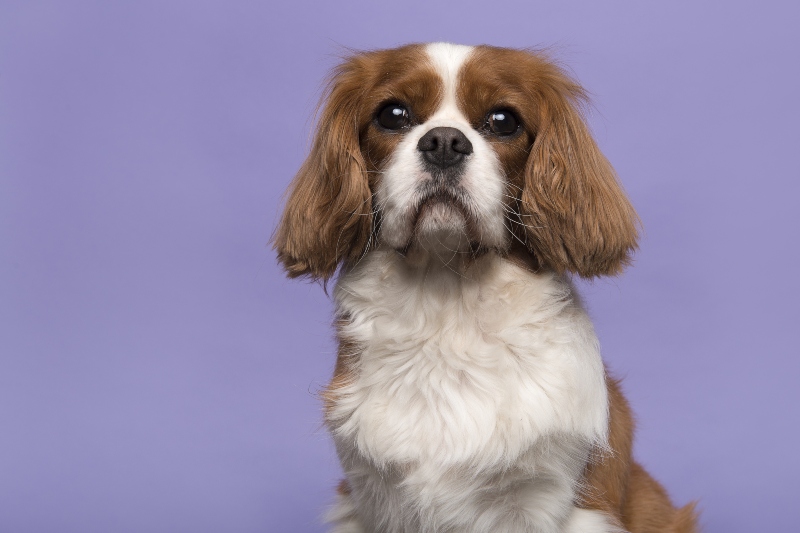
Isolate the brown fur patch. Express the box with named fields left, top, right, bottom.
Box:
left=458, top=46, right=640, bottom=277
left=273, top=45, right=442, bottom=280
left=579, top=376, right=700, bottom=532
left=321, top=318, right=360, bottom=423
left=336, top=478, right=351, bottom=496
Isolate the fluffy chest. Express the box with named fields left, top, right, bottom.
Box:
left=328, top=252, right=608, bottom=468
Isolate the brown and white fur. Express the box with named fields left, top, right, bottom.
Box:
left=274, top=43, right=698, bottom=533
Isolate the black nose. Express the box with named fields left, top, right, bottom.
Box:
left=417, top=127, right=473, bottom=169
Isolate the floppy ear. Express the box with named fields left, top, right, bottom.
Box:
left=519, top=65, right=640, bottom=277
left=273, top=59, right=373, bottom=281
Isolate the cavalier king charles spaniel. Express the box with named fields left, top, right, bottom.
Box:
left=274, top=43, right=698, bottom=533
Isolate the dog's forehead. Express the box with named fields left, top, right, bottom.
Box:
left=355, top=44, right=475, bottom=123
left=425, top=43, right=473, bottom=96
left=422, top=43, right=473, bottom=123
left=358, top=43, right=539, bottom=124
left=375, top=43, right=535, bottom=125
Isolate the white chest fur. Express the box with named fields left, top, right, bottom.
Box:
left=327, top=250, right=611, bottom=533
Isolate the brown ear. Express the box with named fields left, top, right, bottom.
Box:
left=273, top=58, right=373, bottom=281
left=520, top=65, right=640, bottom=277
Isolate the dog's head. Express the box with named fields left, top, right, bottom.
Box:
left=274, top=43, right=639, bottom=280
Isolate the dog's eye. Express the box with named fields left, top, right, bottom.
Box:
left=377, top=103, right=411, bottom=130
left=485, top=110, right=519, bottom=136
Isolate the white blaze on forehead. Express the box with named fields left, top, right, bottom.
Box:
left=425, top=43, right=473, bottom=122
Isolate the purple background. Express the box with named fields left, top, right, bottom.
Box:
left=2, top=1, right=798, bottom=531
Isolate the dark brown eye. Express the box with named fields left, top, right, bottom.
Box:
left=377, top=103, right=411, bottom=130
left=485, top=110, right=519, bottom=136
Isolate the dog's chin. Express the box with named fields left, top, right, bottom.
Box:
left=405, top=200, right=473, bottom=255
left=383, top=194, right=505, bottom=261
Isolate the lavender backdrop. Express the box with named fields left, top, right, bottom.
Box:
left=2, top=1, right=798, bottom=532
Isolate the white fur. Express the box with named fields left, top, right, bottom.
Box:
left=565, top=508, right=628, bottom=533
left=326, top=250, right=610, bottom=532
left=377, top=43, right=507, bottom=253
left=326, top=492, right=366, bottom=533
left=322, top=43, right=617, bottom=533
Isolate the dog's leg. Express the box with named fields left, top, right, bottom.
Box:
left=580, top=378, right=699, bottom=532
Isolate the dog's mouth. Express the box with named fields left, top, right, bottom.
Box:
left=412, top=190, right=468, bottom=226
left=397, top=188, right=486, bottom=255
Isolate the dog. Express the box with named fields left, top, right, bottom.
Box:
left=274, top=42, right=698, bottom=533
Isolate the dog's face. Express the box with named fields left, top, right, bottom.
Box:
left=275, top=43, right=639, bottom=279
